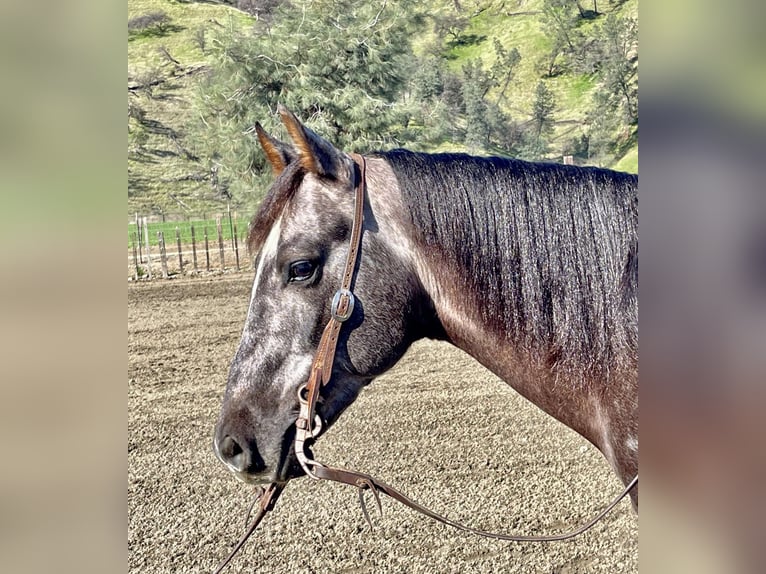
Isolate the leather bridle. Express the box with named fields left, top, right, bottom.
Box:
left=292, top=153, right=368, bottom=478
left=212, top=153, right=638, bottom=574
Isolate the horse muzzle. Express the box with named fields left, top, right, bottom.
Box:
left=213, top=420, right=308, bottom=485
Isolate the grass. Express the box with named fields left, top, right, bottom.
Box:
left=128, top=0, right=252, bottom=70
left=613, top=146, right=638, bottom=173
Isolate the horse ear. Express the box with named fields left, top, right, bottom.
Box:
left=254, top=122, right=296, bottom=176
left=277, top=104, right=352, bottom=181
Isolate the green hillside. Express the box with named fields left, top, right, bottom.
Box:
left=128, top=1, right=254, bottom=215
left=128, top=0, right=637, bottom=217
left=405, top=0, right=638, bottom=164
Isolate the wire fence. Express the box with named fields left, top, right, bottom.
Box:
left=127, top=210, right=254, bottom=280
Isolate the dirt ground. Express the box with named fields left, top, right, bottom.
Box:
left=128, top=276, right=637, bottom=573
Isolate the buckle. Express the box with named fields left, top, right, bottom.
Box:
left=331, top=289, right=355, bottom=322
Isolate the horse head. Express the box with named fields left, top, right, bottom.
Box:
left=213, top=106, right=437, bottom=484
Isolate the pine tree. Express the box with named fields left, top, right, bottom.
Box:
left=491, top=39, right=521, bottom=104
left=531, top=81, right=556, bottom=140
left=192, top=0, right=422, bottom=203
left=540, top=0, right=581, bottom=77
left=461, top=61, right=492, bottom=151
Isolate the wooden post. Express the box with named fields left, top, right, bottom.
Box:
left=191, top=224, right=198, bottom=272
left=216, top=216, right=225, bottom=270
left=158, top=231, right=169, bottom=279
left=233, top=220, right=240, bottom=271
left=204, top=226, right=211, bottom=271
left=135, top=213, right=143, bottom=263
left=175, top=227, right=184, bottom=273
left=131, top=231, right=139, bottom=280
left=143, top=216, right=152, bottom=279
left=227, top=203, right=235, bottom=251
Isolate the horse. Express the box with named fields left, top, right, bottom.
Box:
left=213, top=105, right=638, bottom=514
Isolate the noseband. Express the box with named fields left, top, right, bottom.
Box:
left=212, top=153, right=638, bottom=574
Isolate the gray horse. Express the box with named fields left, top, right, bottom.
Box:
left=213, top=106, right=638, bottom=508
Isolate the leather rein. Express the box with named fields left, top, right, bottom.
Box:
left=212, top=153, right=638, bottom=574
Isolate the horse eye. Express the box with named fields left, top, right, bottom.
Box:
left=288, top=260, right=316, bottom=283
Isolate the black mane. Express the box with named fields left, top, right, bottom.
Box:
left=379, top=150, right=638, bottom=375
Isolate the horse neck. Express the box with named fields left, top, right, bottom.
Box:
left=367, top=156, right=625, bottom=448
left=422, top=244, right=639, bottom=464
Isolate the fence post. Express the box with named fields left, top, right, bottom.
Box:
left=204, top=226, right=211, bottom=272
left=233, top=220, right=240, bottom=271
left=175, top=227, right=184, bottom=273
left=191, top=224, right=198, bottom=272
left=143, top=216, right=152, bottom=279
left=158, top=231, right=169, bottom=279
left=216, top=216, right=225, bottom=271
left=131, top=231, right=139, bottom=280
left=227, top=203, right=235, bottom=252
left=135, top=213, right=143, bottom=263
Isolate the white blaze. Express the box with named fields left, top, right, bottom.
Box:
left=250, top=216, right=283, bottom=304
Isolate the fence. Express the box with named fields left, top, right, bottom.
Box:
left=128, top=210, right=252, bottom=280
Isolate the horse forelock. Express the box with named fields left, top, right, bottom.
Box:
left=247, top=161, right=305, bottom=255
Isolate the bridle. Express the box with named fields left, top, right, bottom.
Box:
left=212, top=153, right=638, bottom=573
left=292, top=153, right=368, bottom=480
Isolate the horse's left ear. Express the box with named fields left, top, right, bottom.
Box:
left=254, top=123, right=297, bottom=176
left=277, top=104, right=354, bottom=182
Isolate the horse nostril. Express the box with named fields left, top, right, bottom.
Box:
left=220, top=435, right=243, bottom=459
left=219, top=434, right=249, bottom=472
left=217, top=434, right=266, bottom=474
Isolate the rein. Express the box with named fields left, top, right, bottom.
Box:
left=212, top=153, right=638, bottom=573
